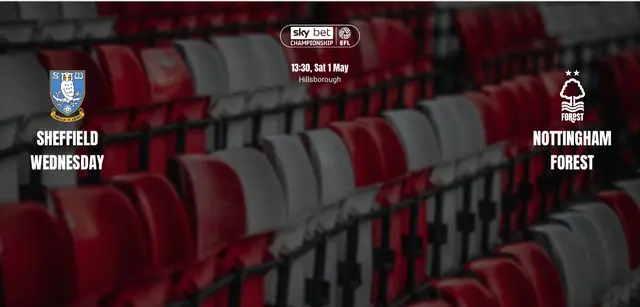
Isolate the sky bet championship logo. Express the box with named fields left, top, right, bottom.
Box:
left=49, top=70, right=86, bottom=122
left=280, top=24, right=360, bottom=48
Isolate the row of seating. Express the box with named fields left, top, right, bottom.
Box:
left=407, top=185, right=640, bottom=307
left=2, top=69, right=639, bottom=306
left=452, top=3, right=640, bottom=87
left=0, top=16, right=437, bottom=203
left=0, top=2, right=639, bottom=307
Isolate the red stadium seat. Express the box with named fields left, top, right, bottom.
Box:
left=111, top=173, right=216, bottom=301
left=111, top=173, right=193, bottom=270
left=138, top=46, right=209, bottom=155
left=496, top=242, right=565, bottom=307
left=357, top=117, right=410, bottom=303
left=597, top=190, right=640, bottom=269
left=465, top=257, right=539, bottom=307
left=49, top=186, right=168, bottom=306
left=407, top=301, right=453, bottom=307
left=0, top=203, right=75, bottom=307
left=430, top=278, right=499, bottom=307
left=95, top=45, right=208, bottom=174
left=175, top=150, right=287, bottom=306
left=383, top=109, right=440, bottom=279
left=94, top=45, right=169, bottom=174
left=455, top=9, right=490, bottom=84
left=328, top=121, right=386, bottom=306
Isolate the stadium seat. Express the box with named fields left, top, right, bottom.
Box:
left=249, top=34, right=309, bottom=134
left=382, top=109, right=440, bottom=283
left=355, top=117, right=411, bottom=303
left=496, top=242, right=565, bottom=307
left=465, top=92, right=508, bottom=247
left=209, top=36, right=261, bottom=148
left=300, top=128, right=356, bottom=307
left=111, top=173, right=193, bottom=272
left=597, top=190, right=640, bottom=269
left=0, top=21, right=37, bottom=43
left=407, top=301, right=453, bottom=307
left=110, top=173, right=197, bottom=302
left=446, top=95, right=487, bottom=259
left=244, top=34, right=294, bottom=141
left=530, top=224, right=593, bottom=307
left=419, top=95, right=486, bottom=271
left=570, top=203, right=631, bottom=286
left=262, top=134, right=320, bottom=306
left=16, top=2, right=62, bottom=21
left=94, top=44, right=209, bottom=174
left=173, top=39, right=230, bottom=151
left=39, top=21, right=77, bottom=41
left=417, top=97, right=464, bottom=274
left=465, top=257, right=539, bottom=307
left=429, top=277, right=499, bottom=307
left=0, top=202, right=75, bottom=307
left=454, top=9, right=490, bottom=84
left=77, top=18, right=115, bottom=39
left=49, top=186, right=168, bottom=306
left=175, top=149, right=287, bottom=306
left=60, top=2, right=98, bottom=19
left=549, top=211, right=610, bottom=298
left=327, top=120, right=389, bottom=306
left=614, top=179, right=640, bottom=204
left=138, top=45, right=209, bottom=156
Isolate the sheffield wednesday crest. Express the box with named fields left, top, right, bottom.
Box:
left=50, top=70, right=85, bottom=122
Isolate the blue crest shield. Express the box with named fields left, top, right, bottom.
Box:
left=49, top=70, right=85, bottom=116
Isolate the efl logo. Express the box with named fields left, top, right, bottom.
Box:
left=290, top=26, right=333, bottom=40
left=281, top=24, right=360, bottom=48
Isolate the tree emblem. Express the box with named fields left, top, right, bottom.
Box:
left=560, top=78, right=585, bottom=113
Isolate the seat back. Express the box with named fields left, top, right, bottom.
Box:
left=77, top=18, right=114, bottom=39
left=571, top=203, right=631, bottom=286
left=550, top=211, right=608, bottom=298
left=175, top=150, right=287, bottom=260
left=497, top=242, right=565, bottom=307
left=300, top=128, right=356, bottom=307
left=49, top=186, right=148, bottom=300
left=173, top=39, right=229, bottom=152
left=382, top=109, right=441, bottom=172
left=597, top=190, right=640, bottom=269
left=262, top=135, right=320, bottom=306
left=430, top=278, right=500, bottom=307
left=465, top=257, right=539, bottom=307
left=60, top=2, right=97, bottom=19
left=111, top=173, right=194, bottom=268
left=530, top=224, right=592, bottom=307
left=39, top=21, right=77, bottom=41
left=0, top=202, right=75, bottom=307
left=245, top=34, right=291, bottom=140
